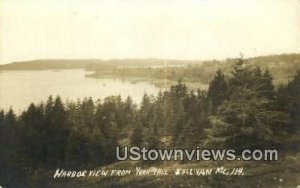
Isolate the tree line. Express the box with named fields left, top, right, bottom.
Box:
left=0, top=58, right=299, bottom=186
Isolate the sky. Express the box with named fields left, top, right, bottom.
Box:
left=0, top=0, right=300, bottom=64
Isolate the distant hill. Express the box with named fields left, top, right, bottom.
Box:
left=0, top=59, right=196, bottom=70
left=1, top=54, right=299, bottom=71
left=0, top=59, right=86, bottom=70
left=1, top=54, right=299, bottom=85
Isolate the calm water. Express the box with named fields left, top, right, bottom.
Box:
left=0, top=70, right=159, bottom=113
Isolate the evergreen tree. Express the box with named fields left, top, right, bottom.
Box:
left=287, top=71, right=300, bottom=134
left=261, top=69, right=275, bottom=99
left=207, top=69, right=228, bottom=114
left=44, top=96, right=69, bottom=167
left=0, top=109, right=4, bottom=126
left=206, top=60, right=288, bottom=150
left=21, top=103, right=46, bottom=168
left=0, top=109, right=26, bottom=186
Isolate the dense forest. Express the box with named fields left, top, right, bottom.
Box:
left=0, top=58, right=300, bottom=187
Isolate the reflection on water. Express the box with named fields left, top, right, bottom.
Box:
left=0, top=70, right=159, bottom=113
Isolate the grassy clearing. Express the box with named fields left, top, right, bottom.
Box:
left=29, top=153, right=300, bottom=188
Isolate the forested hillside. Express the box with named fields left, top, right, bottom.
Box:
left=88, top=53, right=300, bottom=85
left=1, top=54, right=300, bottom=86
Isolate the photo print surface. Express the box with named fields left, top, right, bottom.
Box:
left=0, top=0, right=300, bottom=187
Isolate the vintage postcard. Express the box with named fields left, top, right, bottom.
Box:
left=0, top=0, right=299, bottom=187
